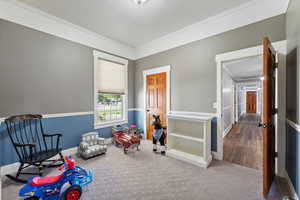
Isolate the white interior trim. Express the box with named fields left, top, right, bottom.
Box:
left=0, top=0, right=135, bottom=59
left=0, top=112, right=94, bottom=125
left=215, top=40, right=287, bottom=161
left=0, top=0, right=289, bottom=60
left=286, top=118, right=300, bottom=132
left=143, top=66, right=171, bottom=139
left=0, top=138, right=112, bottom=178
left=211, top=151, right=221, bottom=160
left=223, top=124, right=233, bottom=138
left=168, top=111, right=217, bottom=118
left=136, top=0, right=289, bottom=59
left=0, top=109, right=138, bottom=125
left=167, top=112, right=215, bottom=122
left=43, top=112, right=93, bottom=118
left=93, top=50, right=129, bottom=129
left=216, top=40, right=287, bottom=63
left=128, top=108, right=144, bottom=111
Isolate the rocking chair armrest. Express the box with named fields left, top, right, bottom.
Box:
left=44, top=133, right=62, bottom=137
left=14, top=142, right=36, bottom=147
left=44, top=133, right=62, bottom=150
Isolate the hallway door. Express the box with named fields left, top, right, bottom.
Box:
left=146, top=72, right=167, bottom=140
left=262, top=37, right=277, bottom=198
left=246, top=91, right=257, bottom=113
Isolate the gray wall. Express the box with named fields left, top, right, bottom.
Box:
left=0, top=19, right=135, bottom=118
left=134, top=15, right=286, bottom=113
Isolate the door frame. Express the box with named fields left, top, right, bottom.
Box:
left=246, top=90, right=257, bottom=114
left=143, top=65, right=171, bottom=140
left=215, top=40, right=286, bottom=160
left=244, top=89, right=261, bottom=115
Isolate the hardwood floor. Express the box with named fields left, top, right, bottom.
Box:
left=223, top=114, right=263, bottom=170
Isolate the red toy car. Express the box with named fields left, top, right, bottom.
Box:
left=112, top=125, right=142, bottom=154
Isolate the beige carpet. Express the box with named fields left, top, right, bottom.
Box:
left=2, top=141, right=264, bottom=200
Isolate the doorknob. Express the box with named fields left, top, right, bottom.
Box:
left=146, top=109, right=150, bottom=112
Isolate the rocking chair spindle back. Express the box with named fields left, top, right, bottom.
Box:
left=5, top=114, right=64, bottom=183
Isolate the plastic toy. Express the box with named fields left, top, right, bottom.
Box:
left=18, top=156, right=93, bottom=200
left=112, top=125, right=143, bottom=154
left=152, top=115, right=167, bottom=155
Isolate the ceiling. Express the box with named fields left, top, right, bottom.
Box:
left=17, top=0, right=251, bottom=47
left=223, top=56, right=263, bottom=81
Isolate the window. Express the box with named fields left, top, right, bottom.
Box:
left=96, top=93, right=123, bottom=122
left=93, top=51, right=128, bottom=129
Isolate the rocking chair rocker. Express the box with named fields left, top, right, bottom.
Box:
left=5, top=114, right=64, bottom=183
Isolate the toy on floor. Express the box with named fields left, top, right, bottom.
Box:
left=78, top=132, right=107, bottom=159
left=18, top=156, right=93, bottom=200
left=112, top=125, right=143, bottom=154
left=152, top=115, right=167, bottom=155
left=128, top=124, right=143, bottom=137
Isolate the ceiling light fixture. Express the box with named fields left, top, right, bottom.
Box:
left=132, top=0, right=149, bottom=5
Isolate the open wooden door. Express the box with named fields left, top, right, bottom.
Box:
left=262, top=37, right=277, bottom=198
left=146, top=72, right=167, bottom=140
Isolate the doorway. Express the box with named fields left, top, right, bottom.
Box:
left=146, top=72, right=167, bottom=139
left=216, top=39, right=284, bottom=198
left=143, top=66, right=171, bottom=140
left=246, top=91, right=257, bottom=113
left=221, top=55, right=263, bottom=170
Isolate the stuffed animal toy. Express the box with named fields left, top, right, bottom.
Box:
left=152, top=115, right=166, bottom=155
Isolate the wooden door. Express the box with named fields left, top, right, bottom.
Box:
left=246, top=91, right=257, bottom=113
left=262, top=37, right=277, bottom=198
left=146, top=73, right=167, bottom=140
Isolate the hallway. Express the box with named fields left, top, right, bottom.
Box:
left=223, top=114, right=263, bottom=170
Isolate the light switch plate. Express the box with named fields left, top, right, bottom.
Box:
left=213, top=102, right=217, bottom=109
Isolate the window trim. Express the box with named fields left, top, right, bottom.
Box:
left=93, top=50, right=128, bottom=129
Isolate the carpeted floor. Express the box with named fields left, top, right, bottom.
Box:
left=2, top=141, right=264, bottom=200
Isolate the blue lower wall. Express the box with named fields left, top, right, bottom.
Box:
left=0, top=111, right=136, bottom=166
left=286, top=122, right=300, bottom=196
left=135, top=110, right=145, bottom=133
left=0, top=110, right=218, bottom=166
left=211, top=117, right=218, bottom=152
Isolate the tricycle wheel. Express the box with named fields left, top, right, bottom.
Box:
left=123, top=148, right=128, bottom=154
left=25, top=197, right=39, bottom=200
left=62, top=185, right=82, bottom=200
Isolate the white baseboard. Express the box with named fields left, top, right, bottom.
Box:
left=104, top=138, right=113, bottom=145
left=222, top=124, right=233, bottom=138
left=0, top=138, right=112, bottom=178
left=283, top=169, right=299, bottom=200
left=212, top=151, right=223, bottom=160
left=0, top=147, right=76, bottom=179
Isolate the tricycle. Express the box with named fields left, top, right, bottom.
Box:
left=18, top=156, right=92, bottom=200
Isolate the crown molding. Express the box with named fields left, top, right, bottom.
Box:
left=0, top=0, right=289, bottom=60
left=0, top=0, right=135, bottom=59
left=135, top=0, right=290, bottom=59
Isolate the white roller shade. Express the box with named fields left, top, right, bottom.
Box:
left=96, top=59, right=125, bottom=94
